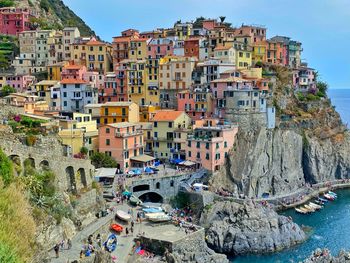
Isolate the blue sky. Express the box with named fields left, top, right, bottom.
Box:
left=63, top=0, right=350, bottom=88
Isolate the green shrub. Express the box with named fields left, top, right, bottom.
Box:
left=0, top=0, right=14, bottom=8
left=316, top=91, right=325, bottom=98
left=40, top=0, right=50, bottom=12
left=90, top=152, right=118, bottom=168
left=80, top=146, right=88, bottom=155
left=297, top=92, right=305, bottom=101
left=306, top=93, right=319, bottom=101
left=1, top=85, right=15, bottom=97
left=0, top=148, right=13, bottom=187
left=25, top=135, right=37, bottom=146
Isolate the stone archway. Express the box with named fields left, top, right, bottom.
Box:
left=138, top=192, right=163, bottom=203
left=66, top=166, right=77, bottom=194
left=9, top=155, right=21, bottom=176
left=39, top=160, right=50, bottom=170
left=78, top=168, right=87, bottom=188
left=23, top=157, right=35, bottom=168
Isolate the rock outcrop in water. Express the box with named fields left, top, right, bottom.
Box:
left=200, top=200, right=305, bottom=255
left=303, top=249, right=350, bottom=263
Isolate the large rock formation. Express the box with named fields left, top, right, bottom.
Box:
left=303, top=249, right=350, bottom=263
left=200, top=200, right=305, bottom=255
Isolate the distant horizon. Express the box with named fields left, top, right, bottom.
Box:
left=63, top=0, right=350, bottom=88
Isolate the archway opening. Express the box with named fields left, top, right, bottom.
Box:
left=78, top=168, right=87, bottom=188
left=133, top=184, right=150, bottom=192
left=138, top=192, right=163, bottom=203
left=66, top=166, right=77, bottom=194
left=23, top=157, right=35, bottom=168
left=39, top=160, right=50, bottom=170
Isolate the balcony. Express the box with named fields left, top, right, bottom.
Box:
left=153, top=137, right=173, bottom=141
left=71, top=96, right=82, bottom=100
left=115, top=131, right=143, bottom=137
left=117, top=74, right=125, bottom=79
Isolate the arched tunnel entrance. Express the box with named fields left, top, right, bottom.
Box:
left=138, top=192, right=163, bottom=203
left=66, top=166, right=77, bottom=194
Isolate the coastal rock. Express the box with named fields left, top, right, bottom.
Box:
left=200, top=200, right=305, bottom=255
left=303, top=249, right=350, bottom=263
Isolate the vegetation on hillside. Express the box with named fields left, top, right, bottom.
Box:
left=0, top=148, right=36, bottom=263
left=0, top=0, right=14, bottom=8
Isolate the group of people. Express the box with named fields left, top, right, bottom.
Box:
left=80, top=233, right=102, bottom=258
left=53, top=239, right=72, bottom=258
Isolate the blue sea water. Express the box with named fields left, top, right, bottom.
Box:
left=231, top=89, right=350, bottom=263
left=328, top=88, right=350, bottom=126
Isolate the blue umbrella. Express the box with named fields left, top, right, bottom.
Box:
left=145, top=167, right=153, bottom=173
left=133, top=169, right=142, bottom=175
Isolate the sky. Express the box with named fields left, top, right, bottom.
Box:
left=63, top=0, right=350, bottom=88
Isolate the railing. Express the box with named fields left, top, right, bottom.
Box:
left=115, top=131, right=143, bottom=137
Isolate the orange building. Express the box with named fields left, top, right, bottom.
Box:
left=184, top=38, right=200, bottom=59
left=98, top=122, right=154, bottom=171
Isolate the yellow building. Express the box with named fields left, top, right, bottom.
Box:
left=24, top=100, right=49, bottom=115
left=151, top=110, right=191, bottom=159
left=252, top=41, right=267, bottom=65
left=235, top=46, right=252, bottom=69
left=145, top=58, right=160, bottom=106
left=58, top=112, right=98, bottom=156
left=100, top=101, right=139, bottom=125
left=129, top=39, right=147, bottom=60
left=0, top=74, right=8, bottom=88
left=71, top=37, right=113, bottom=74
left=47, top=62, right=67, bottom=81
left=139, top=105, right=160, bottom=122
left=126, top=60, right=147, bottom=105
left=240, top=67, right=263, bottom=79
left=34, top=80, right=60, bottom=108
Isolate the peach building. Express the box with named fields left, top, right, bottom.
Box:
left=185, top=119, right=238, bottom=171
left=98, top=122, right=154, bottom=171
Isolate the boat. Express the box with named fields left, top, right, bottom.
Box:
left=115, top=210, right=131, bottom=221
left=110, top=223, right=123, bottom=233
left=104, top=234, right=117, bottom=252
left=148, top=215, right=172, bottom=222
left=145, top=212, right=167, bottom=219
left=304, top=205, right=315, bottom=212
left=129, top=195, right=143, bottom=206
left=142, top=207, right=163, bottom=213
left=318, top=197, right=328, bottom=203
left=324, top=193, right=335, bottom=201
left=295, top=208, right=307, bottom=214
left=328, top=191, right=337, bottom=198
left=298, top=207, right=310, bottom=213
left=309, top=202, right=322, bottom=210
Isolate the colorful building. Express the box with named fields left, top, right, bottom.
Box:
left=6, top=74, right=35, bottom=92
left=147, top=38, right=174, bottom=59
left=0, top=7, right=33, bottom=35
left=252, top=41, right=267, bottom=65
left=186, top=119, right=238, bottom=171
left=112, top=29, right=139, bottom=66
left=129, top=38, right=147, bottom=60
left=159, top=56, right=197, bottom=108
left=99, top=101, right=139, bottom=125
left=151, top=110, right=191, bottom=159
left=34, top=80, right=60, bottom=109
left=71, top=37, right=113, bottom=74
left=99, top=122, right=154, bottom=171
left=292, top=64, right=316, bottom=91
left=47, top=62, right=67, bottom=81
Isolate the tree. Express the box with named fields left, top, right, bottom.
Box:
left=80, top=146, right=88, bottom=156
left=317, top=81, right=328, bottom=95
left=90, top=152, right=118, bottom=168
left=1, top=85, right=15, bottom=97
left=0, top=0, right=14, bottom=8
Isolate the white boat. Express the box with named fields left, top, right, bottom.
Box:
left=304, top=205, right=315, bottom=212
left=309, top=202, right=322, bottom=210
left=295, top=208, right=307, bottom=214
left=115, top=210, right=131, bottom=221
left=148, top=215, right=172, bottom=222
left=145, top=212, right=167, bottom=219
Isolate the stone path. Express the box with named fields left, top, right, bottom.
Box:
left=49, top=203, right=136, bottom=263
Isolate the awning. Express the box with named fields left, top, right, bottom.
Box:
left=170, top=158, right=184, bottom=164
left=179, top=160, right=196, bottom=166
left=130, top=155, right=155, bottom=163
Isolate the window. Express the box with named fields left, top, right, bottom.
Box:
left=196, top=142, right=200, bottom=148
left=206, top=142, right=209, bottom=149
left=154, top=132, right=158, bottom=138
left=187, top=141, right=191, bottom=147
left=168, top=122, right=173, bottom=128
left=156, top=182, right=160, bottom=189
left=188, top=151, right=191, bottom=157
left=206, top=153, right=210, bottom=160
left=196, top=152, right=200, bottom=159
left=154, top=122, right=158, bottom=127
left=63, top=92, right=67, bottom=97
left=170, top=180, right=174, bottom=187
left=106, top=139, right=110, bottom=145
left=224, top=141, right=227, bottom=148
left=216, top=143, right=219, bottom=149
left=63, top=101, right=67, bottom=106
left=106, top=128, right=110, bottom=133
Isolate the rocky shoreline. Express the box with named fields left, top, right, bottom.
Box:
left=200, top=200, right=305, bottom=256
left=303, top=249, right=350, bottom=263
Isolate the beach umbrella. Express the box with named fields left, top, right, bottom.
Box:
left=145, top=167, right=153, bottom=173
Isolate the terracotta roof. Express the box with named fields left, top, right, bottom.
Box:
left=152, top=111, right=184, bottom=121
left=214, top=45, right=232, bottom=51
left=86, top=39, right=105, bottom=46
left=64, top=64, right=83, bottom=70
left=60, top=78, right=89, bottom=84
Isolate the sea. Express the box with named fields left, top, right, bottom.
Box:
left=328, top=88, right=350, bottom=126
left=231, top=88, right=350, bottom=263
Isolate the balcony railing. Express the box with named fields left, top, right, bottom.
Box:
left=115, top=131, right=143, bottom=137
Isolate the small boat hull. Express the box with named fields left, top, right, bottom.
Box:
left=129, top=195, right=143, bottom=206
left=110, top=223, right=123, bottom=233
left=116, top=210, right=132, bottom=221
left=104, top=234, right=117, bottom=252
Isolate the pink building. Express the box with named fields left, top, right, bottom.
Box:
left=99, top=72, right=127, bottom=103
left=6, top=74, right=35, bottom=92
left=61, top=63, right=87, bottom=80
left=185, top=119, right=238, bottom=171
left=177, top=88, right=213, bottom=120
left=99, top=122, right=154, bottom=171
left=292, top=65, right=316, bottom=91
left=147, top=38, right=174, bottom=59
left=0, top=7, right=33, bottom=35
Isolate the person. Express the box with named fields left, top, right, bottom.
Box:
left=96, top=234, right=102, bottom=248
left=80, top=250, right=84, bottom=259
left=67, top=238, right=72, bottom=250
left=130, top=226, right=134, bottom=235
left=88, top=234, right=93, bottom=245
left=125, top=227, right=129, bottom=236
left=54, top=243, right=60, bottom=258
left=131, top=220, right=135, bottom=228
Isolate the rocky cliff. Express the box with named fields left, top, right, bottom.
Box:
left=200, top=200, right=305, bottom=255
left=303, top=249, right=350, bottom=263
left=212, top=66, right=350, bottom=198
